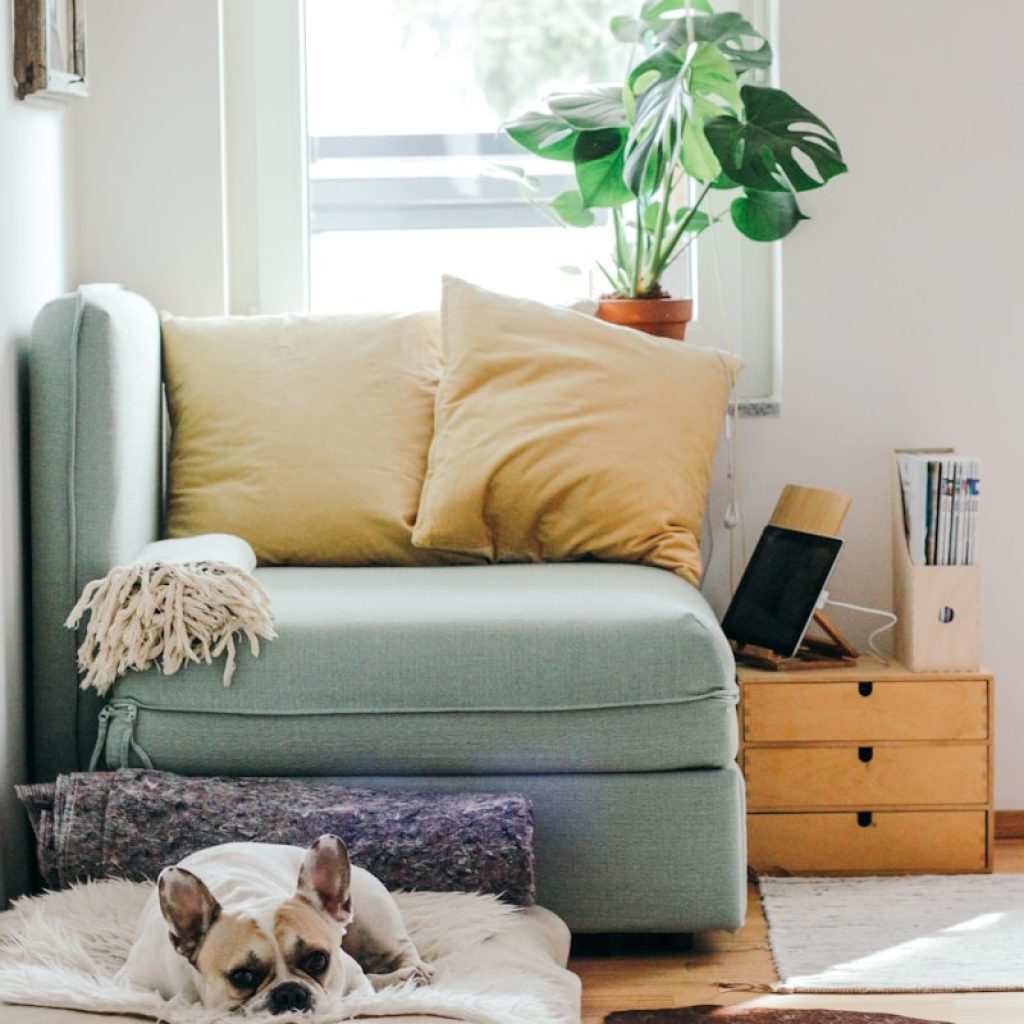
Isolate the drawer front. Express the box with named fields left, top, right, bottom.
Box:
left=744, top=679, right=988, bottom=743
left=748, top=810, right=989, bottom=874
left=744, top=744, right=989, bottom=810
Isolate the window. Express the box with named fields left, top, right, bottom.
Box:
left=305, top=0, right=636, bottom=312
left=297, top=0, right=779, bottom=401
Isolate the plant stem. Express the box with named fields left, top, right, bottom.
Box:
left=661, top=211, right=727, bottom=273
left=596, top=261, right=621, bottom=293
left=632, top=198, right=644, bottom=297
left=647, top=179, right=714, bottom=288
left=644, top=168, right=676, bottom=294
left=611, top=209, right=631, bottom=293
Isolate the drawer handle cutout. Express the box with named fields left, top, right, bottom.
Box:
left=858, top=746, right=874, bottom=763
left=857, top=811, right=873, bottom=828
left=858, top=682, right=873, bottom=697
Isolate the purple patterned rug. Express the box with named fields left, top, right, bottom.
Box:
left=605, top=1008, right=952, bottom=1023
left=17, top=769, right=535, bottom=904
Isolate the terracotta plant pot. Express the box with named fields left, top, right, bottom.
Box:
left=595, top=297, right=694, bottom=341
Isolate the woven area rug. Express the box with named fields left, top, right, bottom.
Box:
left=760, top=875, right=1024, bottom=992
left=605, top=1009, right=951, bottom=1023
left=0, top=879, right=580, bottom=1024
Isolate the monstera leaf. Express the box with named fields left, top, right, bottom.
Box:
left=660, top=12, right=772, bottom=73
left=504, top=85, right=626, bottom=163
left=547, top=85, right=627, bottom=130
left=610, top=0, right=714, bottom=43
left=573, top=128, right=633, bottom=208
left=503, top=108, right=578, bottom=161
left=704, top=84, right=847, bottom=192
left=625, top=41, right=741, bottom=194
left=730, top=189, right=807, bottom=241
left=551, top=190, right=596, bottom=227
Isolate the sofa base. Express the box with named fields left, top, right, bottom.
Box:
left=289, top=769, right=747, bottom=933
left=95, top=729, right=747, bottom=933
left=95, top=705, right=747, bottom=933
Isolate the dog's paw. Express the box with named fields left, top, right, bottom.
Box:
left=407, top=960, right=434, bottom=986
left=367, top=960, right=434, bottom=991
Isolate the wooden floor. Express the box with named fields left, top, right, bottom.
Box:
left=571, top=839, right=1024, bottom=1024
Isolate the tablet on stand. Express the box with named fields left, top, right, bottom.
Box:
left=722, top=525, right=857, bottom=670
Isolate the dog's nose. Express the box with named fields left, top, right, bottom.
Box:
left=269, top=982, right=312, bottom=1014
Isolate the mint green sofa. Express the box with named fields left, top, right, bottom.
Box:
left=28, top=285, right=746, bottom=933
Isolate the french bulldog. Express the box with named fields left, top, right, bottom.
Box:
left=119, top=834, right=432, bottom=1015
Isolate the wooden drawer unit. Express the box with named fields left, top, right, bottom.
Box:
left=738, top=659, right=994, bottom=875
left=745, top=743, right=989, bottom=810
left=748, top=811, right=989, bottom=874
left=744, top=679, right=989, bottom=743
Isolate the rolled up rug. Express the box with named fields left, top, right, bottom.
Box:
left=65, top=534, right=275, bottom=694
left=16, top=770, right=536, bottom=905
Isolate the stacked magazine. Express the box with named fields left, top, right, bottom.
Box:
left=896, top=452, right=981, bottom=566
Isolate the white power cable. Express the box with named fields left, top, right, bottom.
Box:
left=824, top=597, right=898, bottom=662
left=706, top=193, right=744, bottom=595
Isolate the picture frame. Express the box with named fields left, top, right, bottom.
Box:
left=14, top=0, right=87, bottom=100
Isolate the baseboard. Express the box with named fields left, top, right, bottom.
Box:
left=995, top=810, right=1024, bottom=839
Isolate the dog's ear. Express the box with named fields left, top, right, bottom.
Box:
left=296, top=834, right=352, bottom=926
left=158, top=866, right=222, bottom=962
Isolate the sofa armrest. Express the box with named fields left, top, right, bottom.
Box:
left=29, top=286, right=163, bottom=780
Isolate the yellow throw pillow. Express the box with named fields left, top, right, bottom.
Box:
left=412, top=277, right=742, bottom=584
left=163, top=311, right=460, bottom=566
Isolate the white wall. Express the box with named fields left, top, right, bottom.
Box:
left=704, top=0, right=1024, bottom=805
left=72, top=0, right=227, bottom=315
left=70, top=0, right=1024, bottom=804
left=0, top=11, right=74, bottom=902
left=73, top=0, right=306, bottom=317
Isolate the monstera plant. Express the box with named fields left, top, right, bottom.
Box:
left=503, top=0, right=847, bottom=338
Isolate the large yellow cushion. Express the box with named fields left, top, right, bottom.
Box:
left=163, top=311, right=457, bottom=566
left=412, top=277, right=742, bottom=584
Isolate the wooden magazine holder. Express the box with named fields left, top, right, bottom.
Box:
left=891, top=449, right=980, bottom=672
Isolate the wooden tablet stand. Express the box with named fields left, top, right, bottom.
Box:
left=731, top=484, right=860, bottom=672
left=732, top=609, right=858, bottom=670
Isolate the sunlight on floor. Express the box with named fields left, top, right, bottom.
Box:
left=943, top=912, right=1005, bottom=933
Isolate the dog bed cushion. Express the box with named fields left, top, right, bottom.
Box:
left=0, top=879, right=580, bottom=1024
left=17, top=770, right=534, bottom=905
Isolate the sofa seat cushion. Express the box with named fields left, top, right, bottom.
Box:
left=111, top=563, right=738, bottom=776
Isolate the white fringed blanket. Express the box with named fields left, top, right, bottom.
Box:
left=66, top=534, right=276, bottom=694
left=0, top=880, right=580, bottom=1024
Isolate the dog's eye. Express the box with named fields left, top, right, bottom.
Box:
left=227, top=967, right=260, bottom=989
left=303, top=950, right=329, bottom=976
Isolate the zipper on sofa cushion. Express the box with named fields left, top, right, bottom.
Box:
left=88, top=701, right=154, bottom=771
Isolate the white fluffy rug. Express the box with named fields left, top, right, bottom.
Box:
left=761, top=875, right=1024, bottom=992
left=0, top=880, right=580, bottom=1023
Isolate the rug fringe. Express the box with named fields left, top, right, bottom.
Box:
left=66, top=561, right=276, bottom=693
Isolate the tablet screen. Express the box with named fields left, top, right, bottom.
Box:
left=721, top=526, right=843, bottom=657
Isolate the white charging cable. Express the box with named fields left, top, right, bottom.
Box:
left=822, top=595, right=898, bottom=662
left=705, top=192, right=744, bottom=595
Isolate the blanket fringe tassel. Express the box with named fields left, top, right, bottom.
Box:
left=66, top=561, right=277, bottom=694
